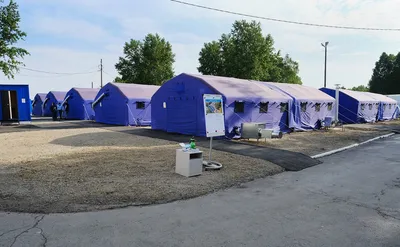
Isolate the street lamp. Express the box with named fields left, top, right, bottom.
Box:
left=321, top=41, right=329, bottom=88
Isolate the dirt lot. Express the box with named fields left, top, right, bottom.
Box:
left=240, top=128, right=391, bottom=156
left=0, top=126, right=282, bottom=213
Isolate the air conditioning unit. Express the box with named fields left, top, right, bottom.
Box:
left=241, top=122, right=266, bottom=139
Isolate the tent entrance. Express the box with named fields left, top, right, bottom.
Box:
left=1, top=90, right=19, bottom=122
left=166, top=96, right=197, bottom=134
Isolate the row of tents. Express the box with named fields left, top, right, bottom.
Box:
left=31, top=73, right=399, bottom=137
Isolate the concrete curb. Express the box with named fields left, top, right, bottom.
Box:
left=311, top=133, right=396, bottom=159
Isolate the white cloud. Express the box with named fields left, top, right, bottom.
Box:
left=29, top=16, right=109, bottom=42
left=0, top=46, right=118, bottom=97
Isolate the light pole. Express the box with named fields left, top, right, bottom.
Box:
left=334, top=83, right=340, bottom=123
left=321, top=41, right=329, bottom=88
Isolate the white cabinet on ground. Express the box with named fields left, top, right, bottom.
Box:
left=175, top=149, right=203, bottom=177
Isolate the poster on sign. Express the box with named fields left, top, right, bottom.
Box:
left=203, top=94, right=225, bottom=137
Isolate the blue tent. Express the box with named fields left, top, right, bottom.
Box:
left=151, top=73, right=292, bottom=137
left=43, top=91, right=67, bottom=117
left=0, top=84, right=31, bottom=123
left=263, top=82, right=335, bottom=130
left=64, top=88, right=99, bottom=120
left=93, top=82, right=159, bottom=126
left=320, top=88, right=379, bottom=124
left=364, top=92, right=397, bottom=121
left=32, top=93, right=47, bottom=116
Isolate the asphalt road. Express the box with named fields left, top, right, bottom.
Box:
left=1, top=136, right=400, bottom=247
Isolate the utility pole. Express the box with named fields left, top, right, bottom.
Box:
left=321, top=42, right=329, bottom=88
left=100, top=59, right=103, bottom=88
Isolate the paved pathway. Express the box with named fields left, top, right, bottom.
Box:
left=1, top=136, right=400, bottom=247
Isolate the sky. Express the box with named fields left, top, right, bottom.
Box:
left=1, top=0, right=400, bottom=98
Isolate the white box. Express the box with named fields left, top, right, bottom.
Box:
left=175, top=149, right=203, bottom=177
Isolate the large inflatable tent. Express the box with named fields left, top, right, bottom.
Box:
left=364, top=92, right=397, bottom=121
left=151, top=73, right=292, bottom=137
left=42, top=91, right=67, bottom=117
left=32, top=93, right=47, bottom=116
left=93, top=82, right=159, bottom=126
left=263, top=82, right=335, bottom=130
left=63, top=88, right=99, bottom=120
left=0, top=84, right=31, bottom=123
left=320, top=88, right=379, bottom=124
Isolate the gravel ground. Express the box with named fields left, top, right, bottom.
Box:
left=0, top=127, right=282, bottom=213
left=240, top=128, right=391, bottom=156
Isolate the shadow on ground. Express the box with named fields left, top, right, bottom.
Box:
left=123, top=129, right=321, bottom=172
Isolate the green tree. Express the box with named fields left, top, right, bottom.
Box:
left=369, top=52, right=396, bottom=94
left=198, top=20, right=302, bottom=84
left=0, top=0, right=29, bottom=78
left=351, top=85, right=369, bottom=92
left=115, top=33, right=175, bottom=85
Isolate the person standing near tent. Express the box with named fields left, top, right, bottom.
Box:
left=57, top=102, right=63, bottom=120
left=64, top=102, right=69, bottom=119
left=51, top=103, right=57, bottom=121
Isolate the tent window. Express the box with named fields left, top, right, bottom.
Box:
left=383, top=104, right=387, bottom=110
left=301, top=102, right=307, bottom=112
left=389, top=104, right=392, bottom=109
left=327, top=103, right=333, bottom=111
left=136, top=102, right=145, bottom=109
left=259, top=102, right=268, bottom=113
left=315, top=103, right=321, bottom=112
left=369, top=104, right=373, bottom=110
left=361, top=104, right=365, bottom=110
left=280, top=103, right=288, bottom=113
left=234, top=101, right=245, bottom=113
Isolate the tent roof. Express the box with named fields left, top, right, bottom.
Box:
left=71, top=88, right=99, bottom=101
left=48, top=91, right=67, bottom=101
left=186, top=74, right=291, bottom=101
left=35, top=93, right=47, bottom=101
left=110, top=82, right=160, bottom=100
left=364, top=92, right=397, bottom=104
left=339, top=89, right=380, bottom=103
left=264, top=82, right=335, bottom=101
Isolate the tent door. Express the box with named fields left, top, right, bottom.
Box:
left=166, top=96, right=197, bottom=134
left=1, top=90, right=19, bottom=121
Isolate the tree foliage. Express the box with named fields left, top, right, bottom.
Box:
left=0, top=0, right=29, bottom=78
left=115, top=33, right=175, bottom=85
left=369, top=52, right=400, bottom=94
left=350, top=85, right=369, bottom=92
left=198, top=20, right=301, bottom=84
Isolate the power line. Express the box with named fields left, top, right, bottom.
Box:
left=170, top=0, right=400, bottom=31
left=17, top=66, right=98, bottom=75
left=17, top=72, right=96, bottom=78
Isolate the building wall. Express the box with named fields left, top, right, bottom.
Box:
left=0, top=84, right=31, bottom=122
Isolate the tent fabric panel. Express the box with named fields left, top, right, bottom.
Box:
left=93, top=83, right=128, bottom=125
left=32, top=93, right=47, bottom=116
left=263, top=83, right=335, bottom=130
left=93, top=82, right=155, bottom=126
left=64, top=88, right=96, bottom=120
left=186, top=74, right=292, bottom=105
left=151, top=74, right=217, bottom=136
left=110, top=83, right=160, bottom=100
left=127, top=99, right=152, bottom=126
left=364, top=92, right=397, bottom=120
left=72, top=88, right=99, bottom=101
left=151, top=73, right=291, bottom=137
left=43, top=91, right=67, bottom=117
